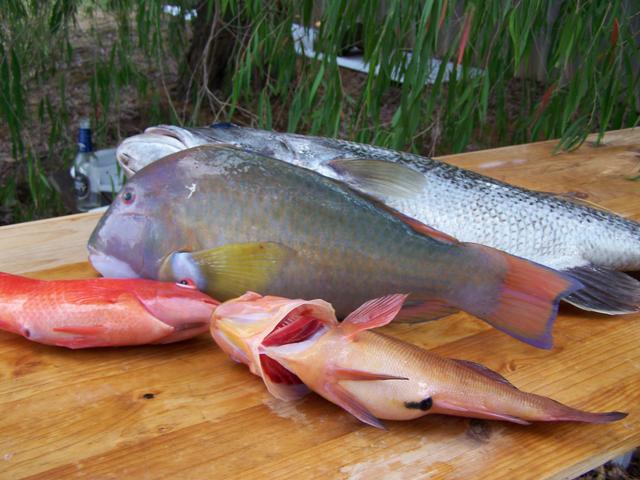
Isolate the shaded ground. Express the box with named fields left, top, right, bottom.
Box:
left=577, top=449, right=639, bottom=480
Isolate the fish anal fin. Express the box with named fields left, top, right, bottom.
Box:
left=435, top=399, right=531, bottom=425
left=341, top=294, right=408, bottom=338
left=328, top=158, right=427, bottom=201
left=334, top=368, right=408, bottom=382
left=53, top=325, right=106, bottom=335
left=563, top=264, right=640, bottom=314
left=453, top=359, right=518, bottom=389
left=168, top=242, right=295, bottom=300
left=325, top=381, right=386, bottom=429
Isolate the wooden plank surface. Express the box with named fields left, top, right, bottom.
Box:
left=1, top=129, right=639, bottom=479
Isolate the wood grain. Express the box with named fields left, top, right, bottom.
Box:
left=0, top=129, right=639, bottom=479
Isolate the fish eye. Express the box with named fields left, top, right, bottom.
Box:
left=122, top=190, right=135, bottom=204
left=176, top=278, right=197, bottom=289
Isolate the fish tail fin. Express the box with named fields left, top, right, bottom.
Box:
left=454, top=244, right=582, bottom=349
left=550, top=409, right=628, bottom=424
left=562, top=264, right=640, bottom=314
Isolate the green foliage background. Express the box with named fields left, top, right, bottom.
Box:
left=0, top=0, right=639, bottom=221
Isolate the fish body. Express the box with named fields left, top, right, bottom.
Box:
left=90, top=145, right=578, bottom=348
left=117, top=124, right=640, bottom=314
left=0, top=272, right=218, bottom=348
left=212, top=292, right=627, bottom=427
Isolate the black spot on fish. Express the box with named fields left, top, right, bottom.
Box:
left=23, top=328, right=31, bottom=338
left=210, top=122, right=235, bottom=129
left=142, top=393, right=155, bottom=399
left=404, top=397, right=432, bottom=411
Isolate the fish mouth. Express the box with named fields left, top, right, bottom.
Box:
left=88, top=246, right=141, bottom=279
left=116, top=152, right=136, bottom=177
left=145, top=126, right=191, bottom=144
left=116, top=128, right=191, bottom=176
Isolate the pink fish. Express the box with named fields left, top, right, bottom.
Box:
left=212, top=292, right=627, bottom=428
left=0, top=273, right=219, bottom=348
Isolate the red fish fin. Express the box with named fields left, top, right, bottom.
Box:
left=325, top=381, right=386, bottom=429
left=435, top=399, right=531, bottom=425
left=395, top=298, right=459, bottom=322
left=341, top=294, right=408, bottom=339
left=334, top=368, right=408, bottom=382
left=462, top=244, right=581, bottom=349
left=535, top=397, right=628, bottom=423
left=453, top=359, right=518, bottom=389
left=548, top=410, right=628, bottom=424
left=53, top=325, right=106, bottom=335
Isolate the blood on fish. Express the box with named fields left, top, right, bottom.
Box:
left=260, top=354, right=302, bottom=385
left=262, top=307, right=324, bottom=347
left=260, top=306, right=326, bottom=385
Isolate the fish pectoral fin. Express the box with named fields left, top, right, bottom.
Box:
left=394, top=297, right=459, bottom=323
left=452, top=359, right=518, bottom=389
left=341, top=294, right=408, bottom=338
left=435, top=399, right=531, bottom=425
left=53, top=325, right=106, bottom=335
left=562, top=264, right=640, bottom=314
left=333, top=368, right=408, bottom=382
left=182, top=242, right=295, bottom=300
left=328, top=158, right=427, bottom=201
left=325, top=380, right=386, bottom=429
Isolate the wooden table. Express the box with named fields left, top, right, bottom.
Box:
left=1, top=129, right=639, bottom=479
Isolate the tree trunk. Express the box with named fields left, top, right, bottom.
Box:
left=178, top=1, right=239, bottom=98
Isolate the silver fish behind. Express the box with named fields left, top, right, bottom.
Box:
left=117, top=123, right=640, bottom=314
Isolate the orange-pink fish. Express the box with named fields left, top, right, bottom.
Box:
left=0, top=273, right=219, bottom=348
left=212, top=292, right=627, bottom=428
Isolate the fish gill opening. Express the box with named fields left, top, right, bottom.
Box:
left=259, top=306, right=325, bottom=385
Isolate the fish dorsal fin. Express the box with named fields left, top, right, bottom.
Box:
left=547, top=191, right=615, bottom=214
left=173, top=242, right=295, bottom=300
left=341, top=294, right=408, bottom=339
left=383, top=206, right=459, bottom=244
left=453, top=359, right=518, bottom=389
left=326, top=157, right=458, bottom=244
left=341, top=184, right=459, bottom=245
left=328, top=158, right=427, bottom=200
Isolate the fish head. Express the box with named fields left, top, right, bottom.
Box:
left=88, top=152, right=196, bottom=280
left=117, top=124, right=243, bottom=177
left=211, top=292, right=337, bottom=400
left=135, top=278, right=220, bottom=343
